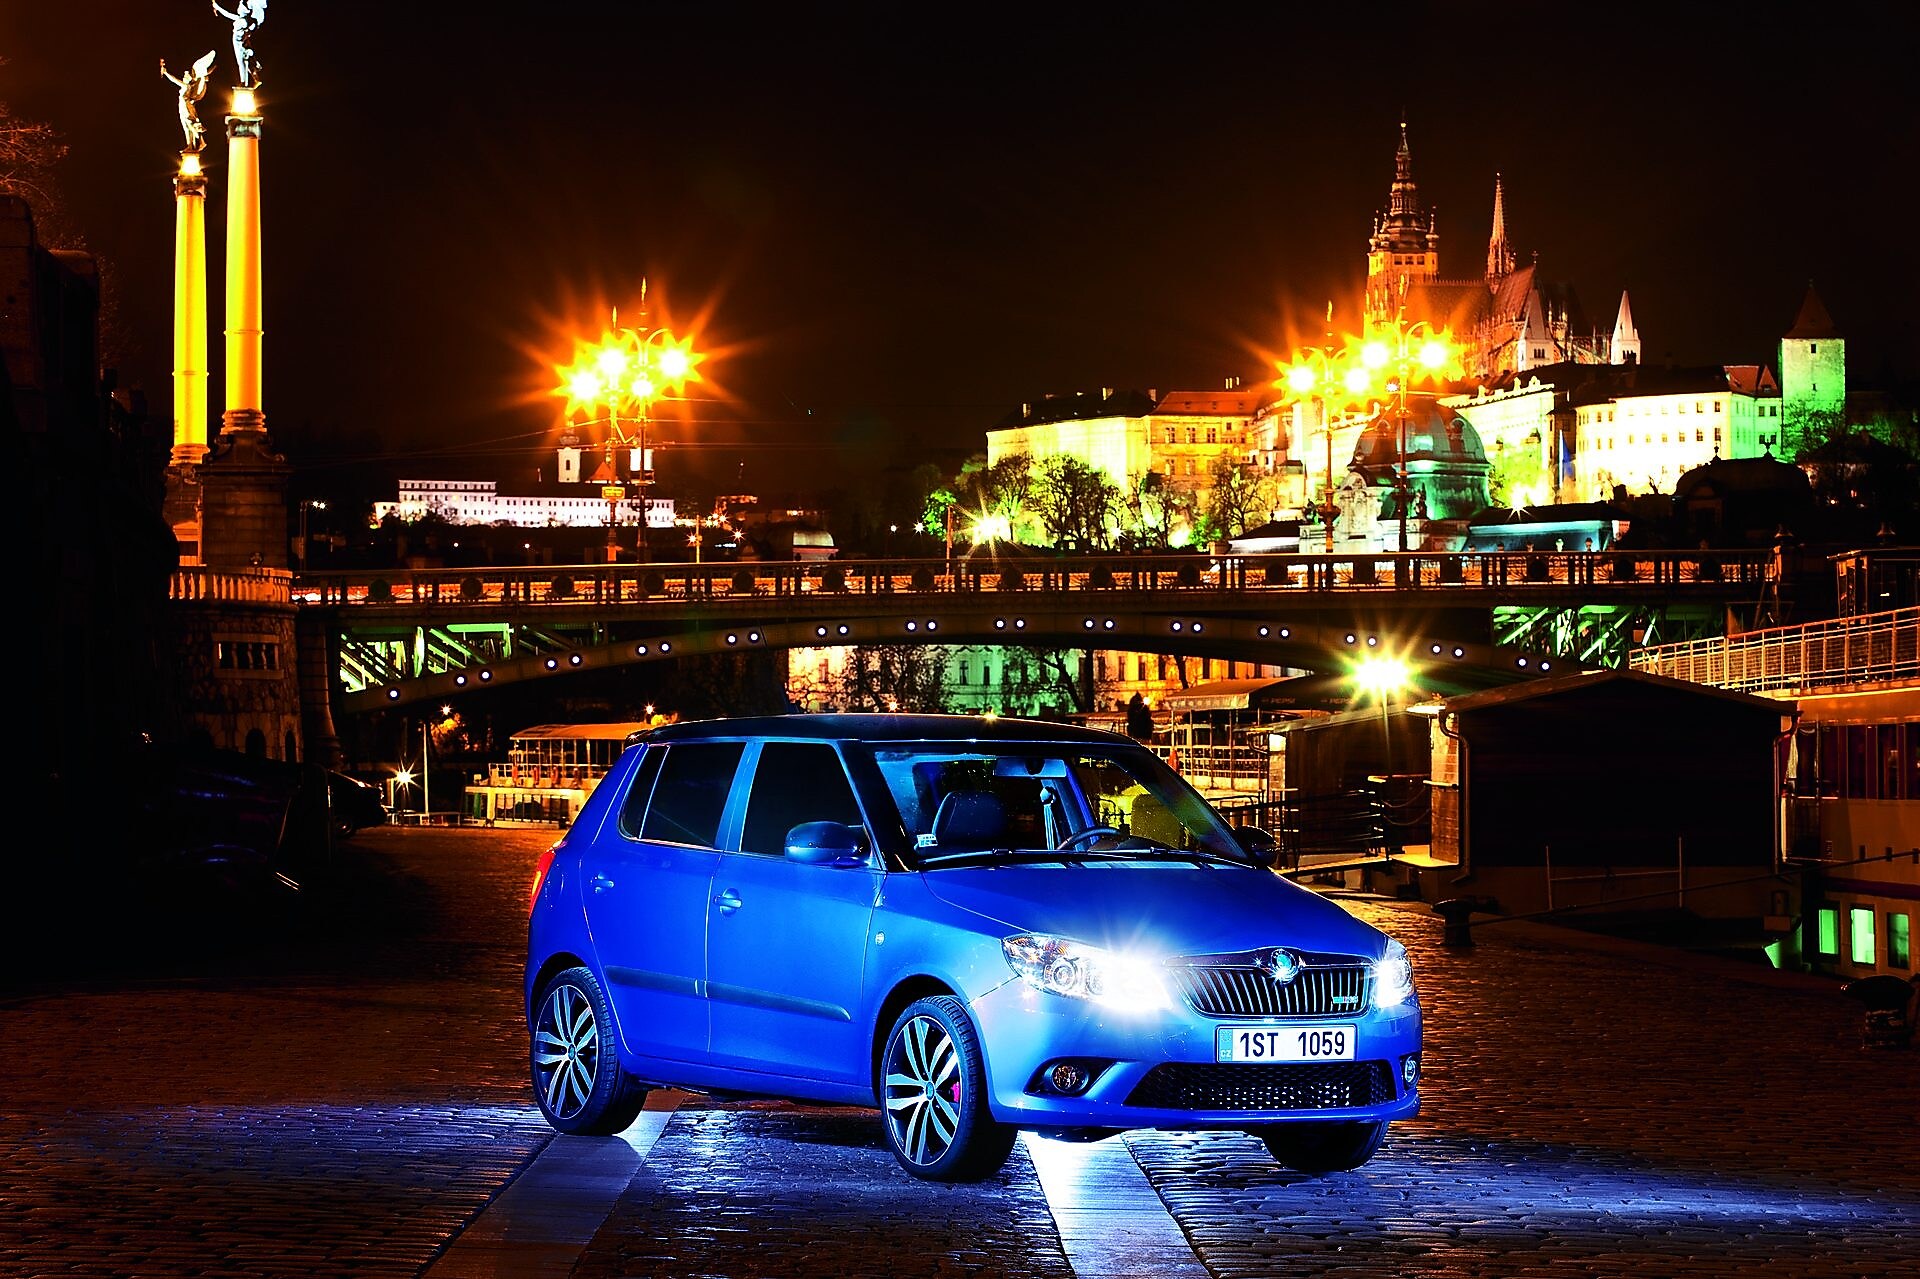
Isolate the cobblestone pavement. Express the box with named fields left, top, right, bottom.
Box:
left=0, top=827, right=557, bottom=1278
left=1124, top=898, right=1920, bottom=1278
left=5, top=828, right=1918, bottom=1277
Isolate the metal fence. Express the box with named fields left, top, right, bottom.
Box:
left=1632, top=605, right=1920, bottom=693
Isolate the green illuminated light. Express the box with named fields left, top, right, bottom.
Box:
left=1816, top=907, right=1838, bottom=957
left=1850, top=906, right=1876, bottom=965
left=1891, top=914, right=1910, bottom=969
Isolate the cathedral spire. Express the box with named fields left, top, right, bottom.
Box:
left=1389, top=118, right=1417, bottom=216
left=1611, top=290, right=1641, bottom=365
left=1485, top=173, right=1515, bottom=284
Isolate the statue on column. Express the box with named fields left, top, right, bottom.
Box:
left=160, top=51, right=218, bottom=152
left=212, top=0, right=267, bottom=89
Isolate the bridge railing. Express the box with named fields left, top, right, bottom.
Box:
left=170, top=565, right=293, bottom=605
left=295, top=549, right=1766, bottom=609
left=1632, top=604, right=1920, bottom=693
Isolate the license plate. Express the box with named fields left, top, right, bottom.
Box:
left=1215, top=1024, right=1356, bottom=1063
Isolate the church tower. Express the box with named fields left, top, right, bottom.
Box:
left=1779, top=282, right=1845, bottom=455
left=1611, top=291, right=1641, bottom=365
left=1485, top=174, right=1515, bottom=287
left=1366, top=121, right=1440, bottom=329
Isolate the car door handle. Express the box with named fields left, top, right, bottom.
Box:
left=590, top=874, right=615, bottom=894
left=713, top=888, right=743, bottom=915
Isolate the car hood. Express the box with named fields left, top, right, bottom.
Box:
left=918, top=862, right=1386, bottom=960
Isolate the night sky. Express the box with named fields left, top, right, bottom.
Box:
left=4, top=3, right=1915, bottom=495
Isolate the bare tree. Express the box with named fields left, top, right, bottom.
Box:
left=1029, top=454, right=1121, bottom=550
left=1204, top=453, right=1275, bottom=539
left=1121, top=470, right=1188, bottom=550
left=830, top=644, right=950, bottom=713
left=0, top=66, right=72, bottom=241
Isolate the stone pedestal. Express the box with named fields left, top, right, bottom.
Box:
left=199, top=427, right=290, bottom=571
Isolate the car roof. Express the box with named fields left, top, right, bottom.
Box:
left=631, top=712, right=1134, bottom=747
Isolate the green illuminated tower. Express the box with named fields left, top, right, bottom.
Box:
left=1779, top=283, right=1845, bottom=456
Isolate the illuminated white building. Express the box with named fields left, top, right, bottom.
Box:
left=373, top=478, right=676, bottom=529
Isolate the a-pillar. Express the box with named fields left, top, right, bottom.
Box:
left=163, top=148, right=211, bottom=562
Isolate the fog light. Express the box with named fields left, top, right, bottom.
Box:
left=1049, top=1062, right=1089, bottom=1094
left=1401, top=1053, right=1420, bottom=1085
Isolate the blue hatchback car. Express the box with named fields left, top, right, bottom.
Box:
left=526, top=714, right=1420, bottom=1181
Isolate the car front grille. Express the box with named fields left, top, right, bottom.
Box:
left=1168, top=961, right=1372, bottom=1017
left=1125, top=1061, right=1395, bottom=1111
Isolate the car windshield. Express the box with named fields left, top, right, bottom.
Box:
left=856, top=739, right=1251, bottom=867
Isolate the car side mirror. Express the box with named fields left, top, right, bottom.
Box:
left=1235, top=825, right=1279, bottom=869
left=785, top=821, right=869, bottom=866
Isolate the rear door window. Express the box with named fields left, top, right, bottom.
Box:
left=739, top=742, right=865, bottom=856
left=639, top=742, right=745, bottom=848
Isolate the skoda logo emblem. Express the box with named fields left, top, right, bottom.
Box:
left=1265, top=949, right=1301, bottom=983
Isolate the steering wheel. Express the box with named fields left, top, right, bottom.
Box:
left=1056, top=825, right=1121, bottom=850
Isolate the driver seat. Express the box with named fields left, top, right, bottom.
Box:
left=929, top=791, right=1007, bottom=851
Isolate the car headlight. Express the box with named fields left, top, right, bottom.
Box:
left=1373, top=939, right=1415, bottom=1008
left=1002, top=935, right=1172, bottom=1013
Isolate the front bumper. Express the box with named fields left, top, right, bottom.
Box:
left=968, top=976, right=1422, bottom=1130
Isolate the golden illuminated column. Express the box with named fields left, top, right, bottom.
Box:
left=170, top=151, right=210, bottom=463
left=221, top=87, right=265, bottom=433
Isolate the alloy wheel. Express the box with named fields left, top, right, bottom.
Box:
left=883, top=1013, right=962, bottom=1166
left=533, top=982, right=599, bottom=1120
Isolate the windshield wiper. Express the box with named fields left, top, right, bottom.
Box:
left=915, top=847, right=1148, bottom=869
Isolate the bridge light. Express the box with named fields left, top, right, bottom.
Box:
left=1345, top=633, right=1357, bottom=644
left=1084, top=618, right=1095, bottom=629
left=455, top=674, right=468, bottom=686
left=1516, top=656, right=1529, bottom=667
left=545, top=657, right=559, bottom=669
left=837, top=625, right=849, bottom=636
left=1171, top=621, right=1183, bottom=632
left=1259, top=626, right=1269, bottom=637
left=925, top=620, right=937, bottom=631
left=660, top=642, right=672, bottom=652
left=727, top=634, right=739, bottom=644
left=906, top=621, right=917, bottom=631
left=994, top=618, right=1005, bottom=629
left=1431, top=644, right=1443, bottom=655
left=1014, top=618, right=1025, bottom=629
left=480, top=669, right=493, bottom=680
left=1451, top=648, right=1464, bottom=659
left=388, top=688, right=400, bottom=700
left=1540, top=660, right=1551, bottom=671
left=636, top=644, right=650, bottom=655
left=570, top=654, right=583, bottom=665
left=1279, top=627, right=1290, bottom=638
left=749, top=631, right=761, bottom=642
left=816, top=626, right=828, bottom=637
left=1192, top=622, right=1203, bottom=634
left=1366, top=635, right=1378, bottom=647
left=1103, top=619, right=1115, bottom=629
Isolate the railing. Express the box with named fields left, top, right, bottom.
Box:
left=1632, top=605, right=1920, bottom=693
left=294, top=550, right=1766, bottom=610
left=169, top=565, right=294, bottom=605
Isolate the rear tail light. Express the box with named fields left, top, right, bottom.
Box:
left=530, top=844, right=559, bottom=914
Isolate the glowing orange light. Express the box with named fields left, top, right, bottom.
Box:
left=1343, top=367, right=1373, bottom=396
left=1361, top=340, right=1391, bottom=370
left=1285, top=365, right=1318, bottom=394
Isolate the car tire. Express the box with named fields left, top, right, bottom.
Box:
left=530, top=965, right=647, bottom=1135
left=1251, top=1119, right=1388, bottom=1174
left=880, top=996, right=1017, bottom=1182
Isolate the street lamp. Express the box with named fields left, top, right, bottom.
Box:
left=296, top=498, right=327, bottom=570
left=1353, top=655, right=1411, bottom=858
left=1360, top=319, right=1459, bottom=552
left=556, top=295, right=704, bottom=563
left=1275, top=344, right=1377, bottom=553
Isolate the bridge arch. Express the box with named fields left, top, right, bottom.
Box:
left=345, top=604, right=1583, bottom=714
